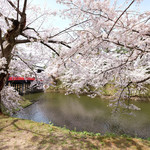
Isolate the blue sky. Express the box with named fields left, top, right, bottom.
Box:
left=34, top=0, right=150, bottom=10
left=134, top=0, right=149, bottom=12
left=31, top=0, right=69, bottom=29
left=31, top=0, right=150, bottom=29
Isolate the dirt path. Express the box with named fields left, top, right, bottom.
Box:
left=0, top=114, right=150, bottom=150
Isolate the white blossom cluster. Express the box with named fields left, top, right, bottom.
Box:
left=51, top=0, right=150, bottom=92
left=0, top=57, right=7, bottom=74
left=1, top=86, right=22, bottom=115
left=44, top=0, right=150, bottom=111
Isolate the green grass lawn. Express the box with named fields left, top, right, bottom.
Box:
left=0, top=114, right=150, bottom=150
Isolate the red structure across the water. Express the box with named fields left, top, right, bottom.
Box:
left=8, top=77, right=35, bottom=81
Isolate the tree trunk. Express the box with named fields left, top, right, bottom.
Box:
left=0, top=5, right=26, bottom=113
left=0, top=73, right=6, bottom=113
left=0, top=42, right=14, bottom=113
left=0, top=94, right=2, bottom=114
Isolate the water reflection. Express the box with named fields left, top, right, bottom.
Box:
left=14, top=93, right=150, bottom=139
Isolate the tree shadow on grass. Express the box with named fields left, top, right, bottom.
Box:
left=0, top=117, right=53, bottom=149
left=12, top=120, right=47, bottom=137
left=66, top=133, right=148, bottom=150
left=0, top=119, right=18, bottom=132
left=100, top=137, right=146, bottom=150
left=0, top=115, right=149, bottom=150
left=0, top=114, right=47, bottom=137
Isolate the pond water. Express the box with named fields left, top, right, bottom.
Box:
left=14, top=93, right=150, bottom=139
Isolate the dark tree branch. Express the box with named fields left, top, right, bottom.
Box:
left=4, top=17, right=9, bottom=26
left=0, top=12, right=14, bottom=26
left=22, top=28, right=71, bottom=48
left=18, top=32, right=71, bottom=50
left=7, top=0, right=22, bottom=16
left=15, top=39, right=31, bottom=44
left=115, top=75, right=150, bottom=112
left=0, top=29, right=4, bottom=57
left=48, top=40, right=71, bottom=48
left=17, top=33, right=60, bottom=56
left=103, top=38, right=150, bottom=53
left=24, top=27, right=40, bottom=36
left=132, top=29, right=150, bottom=37
left=17, top=0, right=20, bottom=20
left=22, top=0, right=27, bottom=14
left=135, top=76, right=150, bottom=84
left=40, top=41, right=60, bottom=56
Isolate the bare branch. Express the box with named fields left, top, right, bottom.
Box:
left=7, top=0, right=22, bottom=16
left=107, top=0, right=135, bottom=38
left=80, top=8, right=113, bottom=22
left=50, top=19, right=90, bottom=38
left=26, top=13, right=48, bottom=27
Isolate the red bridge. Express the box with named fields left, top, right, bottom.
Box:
left=7, top=76, right=35, bottom=94
left=8, top=77, right=35, bottom=82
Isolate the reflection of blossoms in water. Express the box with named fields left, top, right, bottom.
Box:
left=15, top=93, right=150, bottom=138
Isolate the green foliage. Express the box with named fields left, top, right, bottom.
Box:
left=49, top=122, right=54, bottom=132
left=46, top=79, right=66, bottom=93
left=147, top=137, right=150, bottom=141
left=100, top=83, right=117, bottom=96
left=46, top=78, right=150, bottom=101
left=105, top=132, right=117, bottom=138
left=19, top=97, right=32, bottom=108
left=1, top=103, right=10, bottom=115
left=116, top=47, right=129, bottom=54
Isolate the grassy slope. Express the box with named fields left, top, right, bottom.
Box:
left=0, top=114, right=150, bottom=150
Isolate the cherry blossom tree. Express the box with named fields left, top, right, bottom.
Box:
left=0, top=0, right=150, bottom=114
left=44, top=0, right=150, bottom=111
left=0, top=0, right=71, bottom=113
